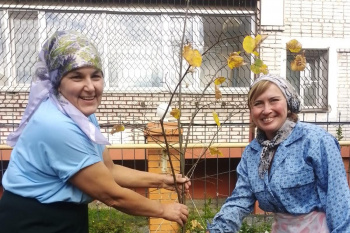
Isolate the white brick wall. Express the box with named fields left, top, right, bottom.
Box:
left=0, top=92, right=251, bottom=145
left=284, top=0, right=349, bottom=38
left=336, top=50, right=350, bottom=138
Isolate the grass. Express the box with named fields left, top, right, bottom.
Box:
left=88, top=203, right=148, bottom=233
left=88, top=200, right=272, bottom=233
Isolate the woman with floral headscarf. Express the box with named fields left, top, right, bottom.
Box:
left=206, top=74, right=350, bottom=233
left=0, top=30, right=190, bottom=233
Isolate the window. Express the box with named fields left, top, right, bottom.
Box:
left=1, top=11, right=39, bottom=86
left=200, top=16, right=252, bottom=88
left=105, top=14, right=254, bottom=89
left=0, top=8, right=255, bottom=91
left=106, top=14, right=164, bottom=88
left=286, top=49, right=328, bottom=111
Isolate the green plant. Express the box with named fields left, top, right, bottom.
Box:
left=186, top=198, right=219, bottom=233
left=238, top=221, right=272, bottom=233
left=89, top=208, right=148, bottom=233
left=185, top=199, right=272, bottom=233
left=336, top=124, right=344, bottom=141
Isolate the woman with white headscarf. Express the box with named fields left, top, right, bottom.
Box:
left=0, top=30, right=190, bottom=233
left=206, top=74, right=350, bottom=233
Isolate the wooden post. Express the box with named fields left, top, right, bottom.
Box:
left=145, top=122, right=181, bottom=233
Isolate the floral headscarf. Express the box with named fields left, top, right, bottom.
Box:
left=251, top=74, right=301, bottom=113
left=7, top=30, right=109, bottom=146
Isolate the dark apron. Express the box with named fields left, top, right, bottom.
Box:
left=0, top=190, right=88, bottom=233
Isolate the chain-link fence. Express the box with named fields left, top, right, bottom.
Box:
left=1, top=1, right=349, bottom=231
left=0, top=1, right=257, bottom=91
left=0, top=0, right=261, bottom=144
left=0, top=1, right=337, bottom=142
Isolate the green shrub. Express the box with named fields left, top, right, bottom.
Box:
left=88, top=201, right=272, bottom=233
left=186, top=198, right=218, bottom=233
left=238, top=220, right=272, bottom=233
left=336, top=124, right=344, bottom=141
left=89, top=207, right=148, bottom=233
left=185, top=199, right=272, bottom=233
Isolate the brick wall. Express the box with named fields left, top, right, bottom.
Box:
left=284, top=0, right=350, bottom=38
left=0, top=92, right=251, bottom=145
left=336, top=49, right=350, bottom=139
left=96, top=92, right=251, bottom=144
left=259, top=26, right=285, bottom=74
left=0, top=92, right=28, bottom=144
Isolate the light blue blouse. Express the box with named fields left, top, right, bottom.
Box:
left=207, top=122, right=350, bottom=233
left=2, top=98, right=104, bottom=204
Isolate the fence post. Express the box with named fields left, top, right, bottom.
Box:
left=145, top=122, right=181, bottom=233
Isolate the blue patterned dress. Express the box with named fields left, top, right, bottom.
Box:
left=207, top=122, right=350, bottom=233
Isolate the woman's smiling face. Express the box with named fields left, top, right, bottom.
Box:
left=250, top=83, right=288, bottom=140
left=58, top=67, right=103, bottom=116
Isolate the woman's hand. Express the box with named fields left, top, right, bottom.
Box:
left=161, top=202, right=189, bottom=226
left=161, top=174, right=191, bottom=194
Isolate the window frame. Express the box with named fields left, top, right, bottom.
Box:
left=281, top=37, right=340, bottom=117
left=286, top=49, right=329, bottom=111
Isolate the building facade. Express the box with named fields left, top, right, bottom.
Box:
left=0, top=0, right=349, bottom=204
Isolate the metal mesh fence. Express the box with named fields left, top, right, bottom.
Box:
left=0, top=1, right=262, bottom=148
left=0, top=1, right=334, bottom=139
left=0, top=1, right=261, bottom=142
left=0, top=1, right=257, bottom=92
left=1, top=1, right=348, bottom=231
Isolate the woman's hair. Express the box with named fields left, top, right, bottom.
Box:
left=248, top=80, right=299, bottom=129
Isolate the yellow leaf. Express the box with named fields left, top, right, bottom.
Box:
left=215, top=85, right=222, bottom=100
left=190, top=219, right=204, bottom=230
left=191, top=49, right=202, bottom=67
left=227, top=52, right=245, bottom=69
left=212, top=111, right=220, bottom=127
left=255, top=34, right=262, bottom=42
left=252, top=51, right=259, bottom=57
left=291, top=54, right=306, bottom=71
left=110, top=124, right=125, bottom=135
left=209, top=147, right=223, bottom=156
left=260, top=64, right=269, bottom=75
left=255, top=34, right=268, bottom=48
left=250, top=64, right=260, bottom=74
left=243, top=36, right=255, bottom=54
left=183, top=44, right=191, bottom=54
left=182, top=45, right=193, bottom=63
left=243, top=34, right=267, bottom=55
left=214, top=77, right=226, bottom=85
left=170, top=108, right=181, bottom=119
left=182, top=43, right=202, bottom=67
left=287, top=39, right=302, bottom=53
left=250, top=58, right=269, bottom=75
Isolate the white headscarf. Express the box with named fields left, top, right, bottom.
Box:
left=7, top=30, right=110, bottom=146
